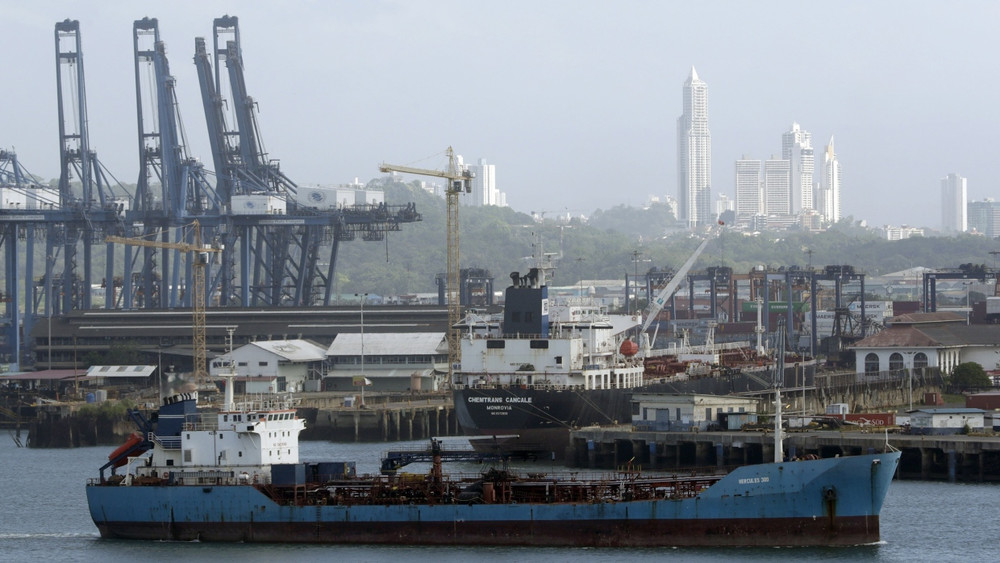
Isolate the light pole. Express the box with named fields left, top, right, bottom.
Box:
left=965, top=282, right=972, bottom=326
left=631, top=250, right=641, bottom=314
left=46, top=255, right=54, bottom=370
left=576, top=257, right=585, bottom=300
left=904, top=351, right=915, bottom=411
left=355, top=293, right=369, bottom=406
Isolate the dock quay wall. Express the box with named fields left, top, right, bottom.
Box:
left=25, top=392, right=458, bottom=447
left=569, top=427, right=1000, bottom=483
left=297, top=394, right=458, bottom=442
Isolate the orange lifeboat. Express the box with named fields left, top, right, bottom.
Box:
left=108, top=432, right=143, bottom=467
left=619, top=339, right=639, bottom=357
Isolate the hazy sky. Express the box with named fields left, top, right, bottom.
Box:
left=2, top=1, right=998, bottom=229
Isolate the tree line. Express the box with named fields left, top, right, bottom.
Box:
left=332, top=180, right=1000, bottom=297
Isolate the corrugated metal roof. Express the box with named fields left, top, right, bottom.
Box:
left=910, top=408, right=986, bottom=414
left=0, top=369, right=86, bottom=381
left=86, top=365, right=156, bottom=378
left=327, top=332, right=447, bottom=356
left=853, top=326, right=944, bottom=348
left=250, top=340, right=328, bottom=362
left=853, top=323, right=1000, bottom=349
left=888, top=311, right=965, bottom=325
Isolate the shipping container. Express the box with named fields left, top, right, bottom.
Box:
left=271, top=463, right=306, bottom=485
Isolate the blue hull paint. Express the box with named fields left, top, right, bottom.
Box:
left=87, top=451, right=900, bottom=546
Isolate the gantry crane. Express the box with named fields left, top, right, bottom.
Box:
left=379, top=147, right=473, bottom=380
left=106, top=220, right=222, bottom=382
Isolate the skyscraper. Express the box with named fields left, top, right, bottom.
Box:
left=781, top=123, right=814, bottom=214
left=968, top=199, right=1000, bottom=238
left=677, top=67, right=711, bottom=228
left=465, top=158, right=506, bottom=207
left=941, top=173, right=967, bottom=232
left=763, top=158, right=791, bottom=215
left=735, top=157, right=762, bottom=218
left=819, top=136, right=841, bottom=224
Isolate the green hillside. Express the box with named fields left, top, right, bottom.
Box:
left=333, top=180, right=1000, bottom=297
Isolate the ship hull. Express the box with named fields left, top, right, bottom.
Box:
left=91, top=515, right=882, bottom=546
left=88, top=451, right=900, bottom=547
left=454, top=387, right=632, bottom=455
left=454, top=387, right=634, bottom=426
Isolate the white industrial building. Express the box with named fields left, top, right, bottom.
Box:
left=908, top=408, right=985, bottom=435
left=209, top=339, right=327, bottom=393
left=325, top=332, right=447, bottom=392
left=631, top=393, right=759, bottom=431
left=851, top=312, right=1000, bottom=376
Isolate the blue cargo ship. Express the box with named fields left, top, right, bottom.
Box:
left=86, top=385, right=901, bottom=546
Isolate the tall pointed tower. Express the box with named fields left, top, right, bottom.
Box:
left=782, top=123, right=814, bottom=214
left=820, top=136, right=841, bottom=224
left=677, top=67, right=712, bottom=228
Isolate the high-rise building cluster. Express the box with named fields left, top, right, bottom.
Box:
left=937, top=174, right=1000, bottom=237
left=733, top=123, right=840, bottom=231
left=675, top=68, right=841, bottom=232
left=464, top=158, right=507, bottom=207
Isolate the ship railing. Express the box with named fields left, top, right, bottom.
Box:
left=465, top=380, right=647, bottom=392
left=453, top=383, right=608, bottom=391
left=466, top=332, right=548, bottom=340
left=229, top=393, right=300, bottom=413
left=466, top=382, right=589, bottom=391
left=180, top=417, right=220, bottom=432
left=154, top=435, right=182, bottom=450
left=168, top=469, right=239, bottom=485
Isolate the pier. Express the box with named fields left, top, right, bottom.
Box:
left=569, top=427, right=1000, bottom=482
left=23, top=392, right=458, bottom=447
left=297, top=393, right=458, bottom=442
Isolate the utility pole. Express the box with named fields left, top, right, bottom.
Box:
left=355, top=293, right=369, bottom=406
left=631, top=250, right=642, bottom=314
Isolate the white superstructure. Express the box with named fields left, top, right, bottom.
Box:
left=456, top=305, right=644, bottom=391
left=119, top=392, right=304, bottom=485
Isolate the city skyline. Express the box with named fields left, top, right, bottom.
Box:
left=731, top=122, right=839, bottom=231
left=0, top=2, right=998, bottom=229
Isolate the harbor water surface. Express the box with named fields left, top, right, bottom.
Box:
left=0, top=437, right=987, bottom=562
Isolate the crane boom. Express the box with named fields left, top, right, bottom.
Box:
left=640, top=235, right=712, bottom=335
left=379, top=147, right=472, bottom=381
left=106, top=221, right=221, bottom=383
left=378, top=162, right=458, bottom=180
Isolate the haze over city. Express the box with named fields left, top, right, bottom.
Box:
left=1, top=0, right=997, bottom=230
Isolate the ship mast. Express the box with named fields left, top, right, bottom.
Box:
left=222, top=327, right=236, bottom=412
left=773, top=319, right=786, bottom=463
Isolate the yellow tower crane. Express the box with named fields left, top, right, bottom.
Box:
left=106, top=220, right=222, bottom=384
left=379, top=147, right=473, bottom=381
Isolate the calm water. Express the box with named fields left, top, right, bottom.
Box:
left=0, top=435, right=989, bottom=562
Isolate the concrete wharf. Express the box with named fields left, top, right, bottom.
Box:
left=569, top=427, right=1000, bottom=483
left=296, top=392, right=459, bottom=442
